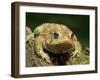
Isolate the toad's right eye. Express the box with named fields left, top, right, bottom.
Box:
left=53, top=32, right=59, bottom=39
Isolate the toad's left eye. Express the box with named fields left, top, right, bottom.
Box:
left=70, top=33, right=77, bottom=40
left=71, top=33, right=74, bottom=39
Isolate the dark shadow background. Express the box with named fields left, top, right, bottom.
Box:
left=26, top=12, right=89, bottom=48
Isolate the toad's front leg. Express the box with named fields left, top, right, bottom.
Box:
left=34, top=37, right=51, bottom=63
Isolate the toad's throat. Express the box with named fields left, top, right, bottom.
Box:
left=43, top=47, right=73, bottom=65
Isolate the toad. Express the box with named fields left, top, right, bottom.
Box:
left=33, top=23, right=82, bottom=65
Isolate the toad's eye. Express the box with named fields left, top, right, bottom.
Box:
left=53, top=32, right=59, bottom=39
left=71, top=33, right=74, bottom=39
left=71, top=33, right=77, bottom=40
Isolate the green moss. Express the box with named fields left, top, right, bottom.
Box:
left=69, top=52, right=89, bottom=65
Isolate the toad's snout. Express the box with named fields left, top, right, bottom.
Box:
left=46, top=41, right=75, bottom=54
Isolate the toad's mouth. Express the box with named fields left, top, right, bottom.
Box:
left=43, top=41, right=75, bottom=54
left=43, top=44, right=75, bottom=65
left=43, top=46, right=68, bottom=54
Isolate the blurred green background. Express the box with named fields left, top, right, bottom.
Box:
left=26, top=12, right=89, bottom=48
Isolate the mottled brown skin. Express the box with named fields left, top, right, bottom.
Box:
left=26, top=26, right=32, bottom=35
left=33, top=23, right=81, bottom=65
left=26, top=27, right=34, bottom=42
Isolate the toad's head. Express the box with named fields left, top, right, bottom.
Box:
left=34, top=23, right=79, bottom=55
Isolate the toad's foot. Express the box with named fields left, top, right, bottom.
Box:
left=39, top=52, right=51, bottom=63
